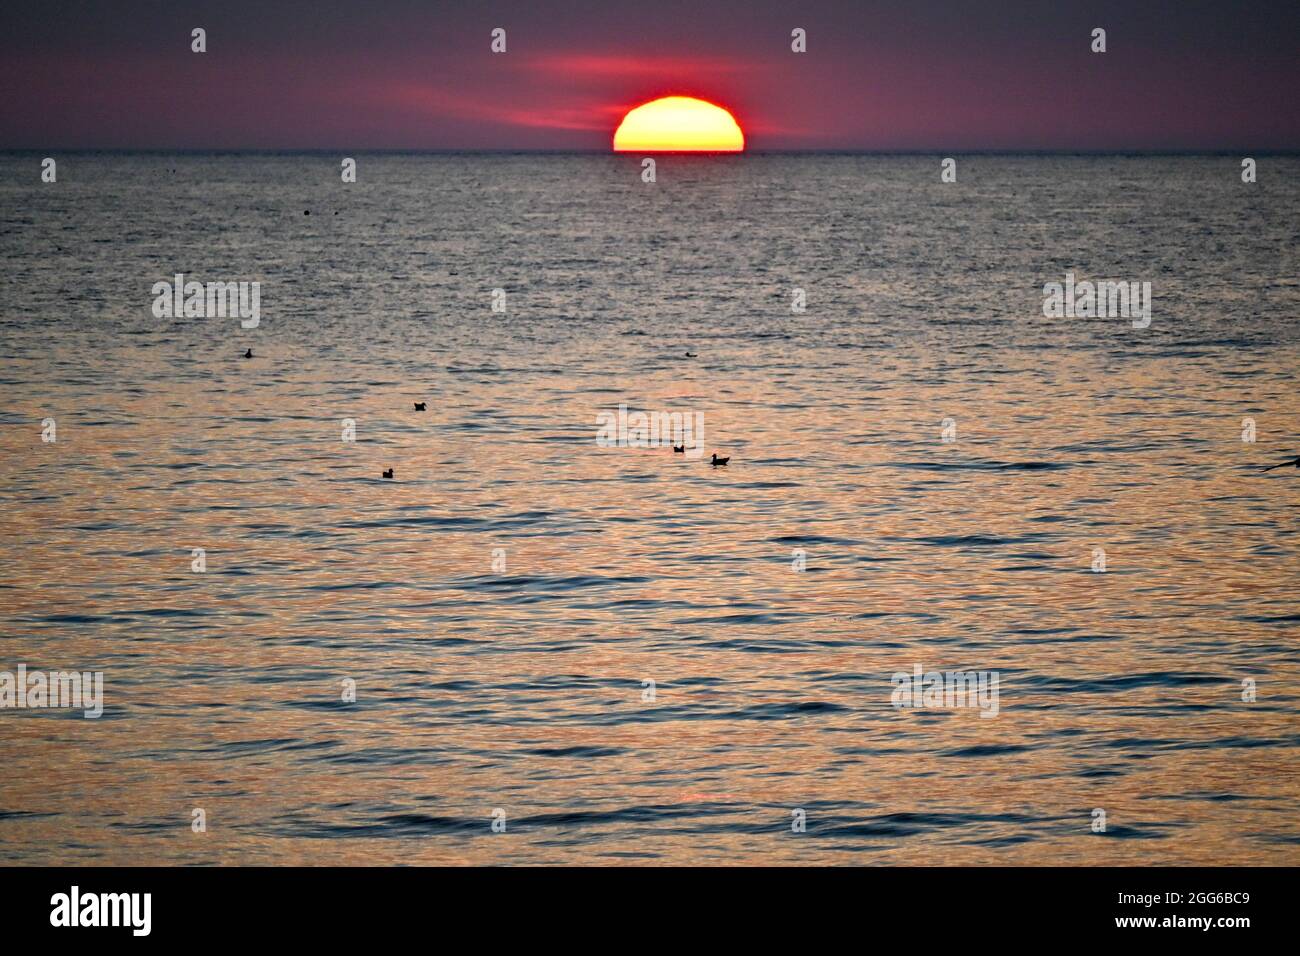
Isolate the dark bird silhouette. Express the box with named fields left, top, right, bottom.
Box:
left=1261, top=455, right=1300, bottom=473
left=382, top=468, right=394, bottom=479
left=711, top=453, right=730, bottom=466
left=414, top=402, right=426, bottom=411
left=243, top=348, right=252, bottom=359
left=684, top=351, right=697, bottom=358
left=304, top=210, right=310, bottom=215
left=672, top=444, right=685, bottom=453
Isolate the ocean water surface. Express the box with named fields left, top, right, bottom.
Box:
left=1, top=153, right=1298, bottom=864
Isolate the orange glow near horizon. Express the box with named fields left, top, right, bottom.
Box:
left=612, top=96, right=744, bottom=152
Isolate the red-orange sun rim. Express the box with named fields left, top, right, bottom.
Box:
left=613, top=96, right=745, bottom=152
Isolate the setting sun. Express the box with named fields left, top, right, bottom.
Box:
left=612, top=96, right=745, bottom=152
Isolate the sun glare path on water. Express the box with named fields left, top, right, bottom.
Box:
left=612, top=96, right=745, bottom=152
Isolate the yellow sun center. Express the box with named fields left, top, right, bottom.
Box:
left=613, top=96, right=745, bottom=152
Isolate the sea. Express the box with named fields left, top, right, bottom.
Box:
left=0, top=152, right=1297, bottom=864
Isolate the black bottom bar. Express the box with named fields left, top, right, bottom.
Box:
left=0, top=866, right=1286, bottom=942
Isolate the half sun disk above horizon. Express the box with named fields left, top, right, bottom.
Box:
left=613, top=96, right=744, bottom=152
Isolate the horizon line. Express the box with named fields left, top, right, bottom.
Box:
left=3, top=147, right=1297, bottom=156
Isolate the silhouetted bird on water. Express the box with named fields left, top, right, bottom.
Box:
left=243, top=349, right=252, bottom=359
left=672, top=445, right=685, bottom=453
left=414, top=402, right=426, bottom=411
left=684, top=351, right=697, bottom=358
left=1262, top=455, right=1300, bottom=473
left=711, top=453, right=729, bottom=466
left=382, top=468, right=394, bottom=479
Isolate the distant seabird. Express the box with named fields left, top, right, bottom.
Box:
left=672, top=444, right=685, bottom=453
left=414, top=402, right=427, bottom=411
left=711, top=453, right=730, bottom=466
left=382, top=468, right=394, bottom=479
left=243, top=348, right=252, bottom=358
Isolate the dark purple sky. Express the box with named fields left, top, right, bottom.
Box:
left=2, top=0, right=1297, bottom=150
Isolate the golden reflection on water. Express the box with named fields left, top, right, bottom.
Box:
left=4, top=339, right=1297, bottom=865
